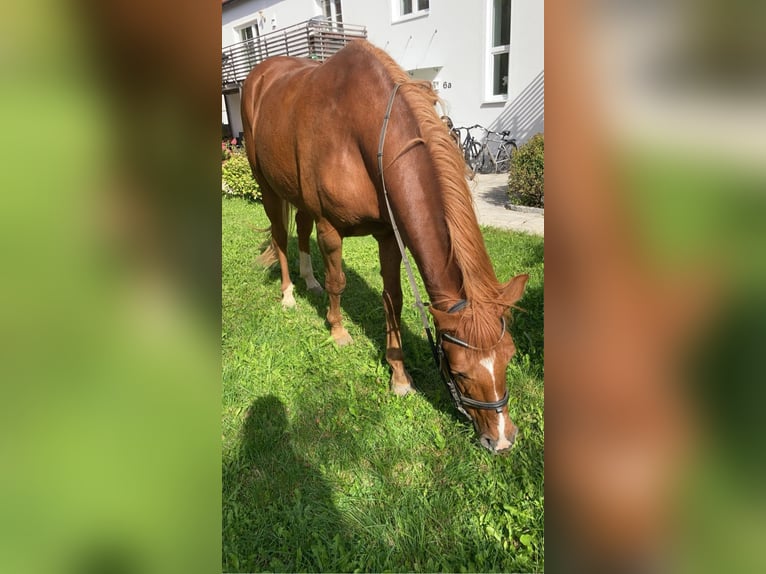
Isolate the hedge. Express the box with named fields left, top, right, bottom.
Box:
left=507, top=133, right=544, bottom=208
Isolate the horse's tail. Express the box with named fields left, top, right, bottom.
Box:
left=255, top=199, right=295, bottom=267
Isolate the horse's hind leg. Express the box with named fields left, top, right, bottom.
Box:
left=295, top=210, right=323, bottom=295
left=316, top=220, right=352, bottom=346
left=376, top=233, right=415, bottom=396
left=259, top=186, right=296, bottom=308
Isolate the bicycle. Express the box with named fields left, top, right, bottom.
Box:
left=474, top=129, right=517, bottom=174
left=451, top=124, right=485, bottom=174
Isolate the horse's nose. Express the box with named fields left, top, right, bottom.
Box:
left=480, top=434, right=511, bottom=453
left=480, top=426, right=518, bottom=453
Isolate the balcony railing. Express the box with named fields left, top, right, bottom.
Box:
left=222, top=18, right=367, bottom=89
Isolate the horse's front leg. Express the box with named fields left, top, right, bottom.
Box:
left=316, top=221, right=352, bottom=346
left=376, top=233, right=415, bottom=396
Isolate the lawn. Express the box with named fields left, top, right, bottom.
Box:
left=222, top=197, right=544, bottom=573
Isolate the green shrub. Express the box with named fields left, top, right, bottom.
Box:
left=222, top=150, right=261, bottom=201
left=508, top=133, right=544, bottom=208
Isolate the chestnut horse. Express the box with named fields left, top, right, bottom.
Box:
left=241, top=40, right=528, bottom=452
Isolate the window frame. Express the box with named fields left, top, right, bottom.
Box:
left=235, top=17, right=265, bottom=67
left=239, top=25, right=256, bottom=43
left=393, top=0, right=430, bottom=23
left=321, top=0, right=344, bottom=23
left=234, top=12, right=266, bottom=45
left=485, top=0, right=512, bottom=103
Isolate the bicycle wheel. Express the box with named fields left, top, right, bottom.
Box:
left=475, top=146, right=493, bottom=174
left=464, top=141, right=482, bottom=171
left=494, top=145, right=511, bottom=173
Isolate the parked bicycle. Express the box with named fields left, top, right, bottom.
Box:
left=450, top=124, right=485, bottom=174
left=442, top=117, right=517, bottom=175
left=474, top=129, right=517, bottom=174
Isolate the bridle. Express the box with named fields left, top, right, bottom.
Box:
left=377, top=83, right=510, bottom=422
left=437, top=300, right=510, bottom=421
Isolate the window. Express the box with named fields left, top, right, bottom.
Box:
left=237, top=11, right=265, bottom=44
left=240, top=26, right=255, bottom=42
left=399, top=0, right=429, bottom=18
left=321, top=0, right=343, bottom=23
left=238, top=17, right=264, bottom=67
left=488, top=0, right=511, bottom=98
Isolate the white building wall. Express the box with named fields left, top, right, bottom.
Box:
left=501, top=0, right=544, bottom=141
left=342, top=1, right=543, bottom=142
left=223, top=0, right=327, bottom=137
left=222, top=0, right=323, bottom=48
left=222, top=1, right=543, bottom=143
left=343, top=2, right=484, bottom=127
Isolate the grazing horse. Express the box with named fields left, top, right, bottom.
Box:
left=241, top=40, right=528, bottom=452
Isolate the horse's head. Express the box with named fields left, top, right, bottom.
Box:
left=430, top=274, right=529, bottom=453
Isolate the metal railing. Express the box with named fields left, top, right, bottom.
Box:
left=222, top=18, right=367, bottom=89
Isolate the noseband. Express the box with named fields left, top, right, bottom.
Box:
left=377, top=84, right=510, bottom=422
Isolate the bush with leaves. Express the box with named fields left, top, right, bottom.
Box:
left=222, top=149, right=261, bottom=201
left=507, top=133, right=544, bottom=208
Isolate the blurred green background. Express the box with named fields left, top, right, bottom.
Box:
left=0, top=2, right=220, bottom=573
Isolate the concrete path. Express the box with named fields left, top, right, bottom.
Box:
left=467, top=173, right=544, bottom=236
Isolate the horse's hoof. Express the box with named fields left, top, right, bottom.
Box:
left=390, top=373, right=415, bottom=396
left=307, top=284, right=324, bottom=296
left=332, top=329, right=353, bottom=346
left=281, top=284, right=296, bottom=308
left=391, top=383, right=415, bottom=396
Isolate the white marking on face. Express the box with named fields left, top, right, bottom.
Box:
left=480, top=352, right=511, bottom=450
left=496, top=412, right=510, bottom=450
left=479, top=353, right=496, bottom=396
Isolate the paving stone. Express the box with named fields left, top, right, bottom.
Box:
left=467, top=173, right=543, bottom=236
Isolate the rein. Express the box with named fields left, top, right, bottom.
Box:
left=376, top=84, right=509, bottom=422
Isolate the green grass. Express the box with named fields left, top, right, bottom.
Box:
left=222, top=197, right=544, bottom=573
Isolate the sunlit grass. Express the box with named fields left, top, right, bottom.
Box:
left=222, top=197, right=544, bottom=572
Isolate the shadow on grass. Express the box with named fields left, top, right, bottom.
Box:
left=256, top=233, right=544, bottom=424
left=289, top=236, right=465, bottom=419
left=222, top=395, right=353, bottom=572
left=236, top=218, right=544, bottom=572
left=510, top=280, right=544, bottom=376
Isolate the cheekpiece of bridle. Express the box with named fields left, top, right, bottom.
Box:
left=377, top=83, right=510, bottom=422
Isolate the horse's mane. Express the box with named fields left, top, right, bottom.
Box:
left=354, top=41, right=507, bottom=348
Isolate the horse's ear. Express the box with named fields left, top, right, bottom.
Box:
left=500, top=274, right=529, bottom=307
left=429, top=305, right=461, bottom=332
